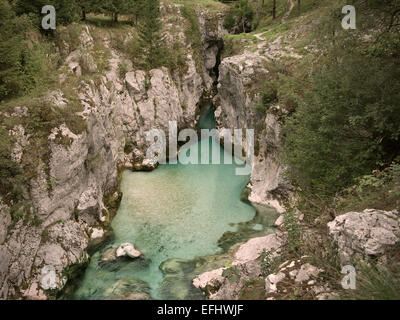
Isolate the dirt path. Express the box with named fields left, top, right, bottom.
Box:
left=281, top=0, right=295, bottom=23
left=251, top=0, right=302, bottom=59
left=254, top=0, right=295, bottom=44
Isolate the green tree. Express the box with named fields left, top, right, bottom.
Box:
left=223, top=0, right=254, bottom=33
left=137, top=0, right=165, bottom=69
left=283, top=52, right=400, bottom=196
left=0, top=0, right=49, bottom=99
left=99, top=0, right=135, bottom=22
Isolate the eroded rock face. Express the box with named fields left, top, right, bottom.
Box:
left=328, top=209, right=400, bottom=264
left=215, top=52, right=291, bottom=213
left=193, top=267, right=226, bottom=292
left=197, top=7, right=228, bottom=91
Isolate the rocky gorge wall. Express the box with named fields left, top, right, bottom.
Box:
left=214, top=52, right=291, bottom=213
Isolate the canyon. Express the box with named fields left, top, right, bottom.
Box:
left=0, top=2, right=286, bottom=299
left=1, top=1, right=399, bottom=301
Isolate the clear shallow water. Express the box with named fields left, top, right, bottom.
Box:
left=70, top=138, right=256, bottom=299
left=69, top=108, right=277, bottom=300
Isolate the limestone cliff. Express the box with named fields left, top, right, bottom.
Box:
left=215, top=50, right=292, bottom=213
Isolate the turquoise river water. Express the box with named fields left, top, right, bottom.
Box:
left=69, top=110, right=278, bottom=300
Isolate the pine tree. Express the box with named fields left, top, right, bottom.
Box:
left=99, top=0, right=134, bottom=23
left=137, top=0, right=165, bottom=69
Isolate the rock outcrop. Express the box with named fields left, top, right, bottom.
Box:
left=328, top=209, right=400, bottom=265
left=193, top=232, right=286, bottom=299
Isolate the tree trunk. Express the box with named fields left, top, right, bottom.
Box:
left=298, top=0, right=301, bottom=15
left=82, top=9, right=86, bottom=21
left=273, top=0, right=276, bottom=19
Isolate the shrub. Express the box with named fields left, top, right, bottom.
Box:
left=0, top=1, right=53, bottom=100
left=283, top=53, right=400, bottom=196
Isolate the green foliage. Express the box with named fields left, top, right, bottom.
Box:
left=180, top=5, right=203, bottom=73
left=255, top=79, right=278, bottom=114
left=342, top=261, right=400, bottom=300
left=223, top=10, right=236, bottom=30
left=283, top=210, right=302, bottom=255
left=136, top=0, right=166, bottom=70
left=259, top=248, right=274, bottom=277
left=15, top=0, right=81, bottom=25
left=14, top=0, right=138, bottom=25
left=118, top=62, right=129, bottom=78
left=283, top=50, right=400, bottom=196
left=54, top=24, right=83, bottom=57
left=164, top=40, right=189, bottom=76
left=0, top=0, right=53, bottom=100
left=336, top=162, right=400, bottom=213
left=0, top=127, right=24, bottom=200
left=96, top=0, right=135, bottom=22
left=223, top=0, right=254, bottom=33
left=222, top=266, right=240, bottom=283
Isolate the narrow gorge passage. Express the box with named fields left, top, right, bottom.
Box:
left=68, top=107, right=278, bottom=300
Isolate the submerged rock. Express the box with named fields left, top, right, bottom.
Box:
left=159, top=258, right=195, bottom=275
left=112, top=292, right=152, bottom=300
left=159, top=274, right=203, bottom=300
left=104, top=278, right=151, bottom=299
left=101, top=247, right=118, bottom=262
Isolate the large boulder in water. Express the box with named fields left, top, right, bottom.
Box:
left=100, top=243, right=142, bottom=262
left=116, top=243, right=143, bottom=258
left=99, top=243, right=145, bottom=271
